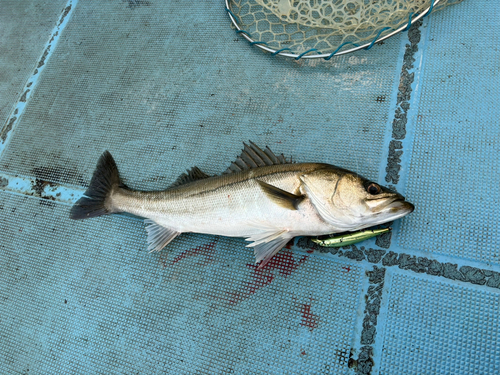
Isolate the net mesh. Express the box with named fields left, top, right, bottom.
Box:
left=229, top=0, right=463, bottom=55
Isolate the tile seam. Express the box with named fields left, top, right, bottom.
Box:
left=0, top=1, right=77, bottom=155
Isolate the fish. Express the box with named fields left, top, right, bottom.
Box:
left=70, top=141, right=414, bottom=267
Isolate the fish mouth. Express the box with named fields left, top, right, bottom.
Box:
left=385, top=199, right=415, bottom=216
left=354, top=199, right=414, bottom=231
left=368, top=195, right=414, bottom=213
left=362, top=199, right=414, bottom=229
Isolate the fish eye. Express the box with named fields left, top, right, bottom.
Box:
left=367, top=183, right=381, bottom=195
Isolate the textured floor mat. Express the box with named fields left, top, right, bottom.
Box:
left=0, top=0, right=498, bottom=374
left=379, top=272, right=500, bottom=374
left=0, top=192, right=363, bottom=374
left=0, top=0, right=403, bottom=190
left=0, top=0, right=67, bottom=126
left=399, top=0, right=500, bottom=262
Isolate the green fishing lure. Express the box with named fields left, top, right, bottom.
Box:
left=311, top=228, right=391, bottom=248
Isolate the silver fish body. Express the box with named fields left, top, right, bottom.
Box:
left=112, top=164, right=337, bottom=237
left=71, top=142, right=414, bottom=266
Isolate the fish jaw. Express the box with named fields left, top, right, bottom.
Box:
left=342, top=200, right=414, bottom=232
left=371, top=199, right=414, bottom=225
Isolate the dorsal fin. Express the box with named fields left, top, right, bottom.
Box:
left=224, top=141, right=292, bottom=174
left=170, top=166, right=210, bottom=188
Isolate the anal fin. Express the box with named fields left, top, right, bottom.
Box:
left=144, top=219, right=180, bottom=253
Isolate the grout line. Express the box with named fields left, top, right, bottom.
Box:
left=348, top=266, right=386, bottom=375
left=376, top=19, right=430, bottom=250
left=345, top=264, right=382, bottom=375
left=392, top=16, right=432, bottom=196
left=0, top=0, right=77, bottom=155
left=368, top=267, right=394, bottom=375
left=295, top=238, right=500, bottom=291
left=0, top=172, right=84, bottom=205
left=382, top=18, right=427, bottom=193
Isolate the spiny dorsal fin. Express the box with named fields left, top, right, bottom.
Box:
left=223, top=141, right=293, bottom=174
left=257, top=180, right=304, bottom=210
left=170, top=166, right=210, bottom=188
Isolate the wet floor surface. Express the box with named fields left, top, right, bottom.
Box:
left=0, top=1, right=498, bottom=374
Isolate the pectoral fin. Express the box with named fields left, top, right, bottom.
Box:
left=144, top=219, right=180, bottom=253
left=257, top=180, right=304, bottom=210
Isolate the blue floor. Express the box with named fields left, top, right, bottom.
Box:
left=0, top=1, right=498, bottom=374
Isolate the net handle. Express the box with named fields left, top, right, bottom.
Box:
left=225, top=0, right=441, bottom=60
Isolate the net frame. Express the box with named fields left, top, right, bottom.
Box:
left=225, top=0, right=443, bottom=59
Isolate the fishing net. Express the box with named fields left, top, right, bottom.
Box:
left=226, top=0, right=463, bottom=58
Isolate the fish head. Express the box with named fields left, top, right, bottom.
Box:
left=300, top=166, right=414, bottom=231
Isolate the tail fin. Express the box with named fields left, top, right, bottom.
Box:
left=70, top=151, right=120, bottom=220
